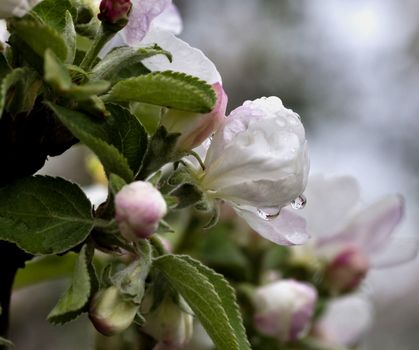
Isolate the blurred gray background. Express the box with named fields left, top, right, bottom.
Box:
left=12, top=0, right=419, bottom=349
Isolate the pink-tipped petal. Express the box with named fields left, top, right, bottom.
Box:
left=235, top=207, right=309, bottom=246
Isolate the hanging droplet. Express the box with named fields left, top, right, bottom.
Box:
left=291, top=194, right=307, bottom=210
left=257, top=207, right=281, bottom=221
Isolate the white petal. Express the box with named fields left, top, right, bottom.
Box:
left=317, top=296, right=372, bottom=346
left=150, top=3, right=182, bottom=35
left=299, top=174, right=361, bottom=240
left=235, top=207, right=309, bottom=246
left=319, top=195, right=405, bottom=257
left=140, top=27, right=222, bottom=84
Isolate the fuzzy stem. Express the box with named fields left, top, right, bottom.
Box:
left=80, top=25, right=116, bottom=71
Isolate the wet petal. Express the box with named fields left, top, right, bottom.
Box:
left=235, top=206, right=309, bottom=246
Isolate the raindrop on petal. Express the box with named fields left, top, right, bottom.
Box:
left=291, top=194, right=307, bottom=210
left=257, top=207, right=281, bottom=221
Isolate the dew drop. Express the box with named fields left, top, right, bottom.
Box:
left=257, top=207, right=281, bottom=221
left=291, top=194, right=307, bottom=210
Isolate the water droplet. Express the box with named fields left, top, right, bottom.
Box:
left=257, top=207, right=281, bottom=221
left=291, top=194, right=307, bottom=210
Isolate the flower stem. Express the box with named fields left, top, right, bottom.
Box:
left=80, top=24, right=116, bottom=71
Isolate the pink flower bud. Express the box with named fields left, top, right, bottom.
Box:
left=115, top=181, right=167, bottom=241
left=253, top=280, right=317, bottom=342
left=326, top=246, right=369, bottom=293
left=89, top=286, right=138, bottom=336
left=162, top=83, right=228, bottom=151
left=98, top=0, right=132, bottom=27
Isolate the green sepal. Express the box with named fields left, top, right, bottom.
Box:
left=170, top=183, right=203, bottom=209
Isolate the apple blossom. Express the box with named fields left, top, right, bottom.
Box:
left=89, top=286, right=138, bottom=336
left=0, top=0, right=40, bottom=19
left=253, top=279, right=317, bottom=342
left=114, top=181, right=167, bottom=241
left=202, top=96, right=308, bottom=209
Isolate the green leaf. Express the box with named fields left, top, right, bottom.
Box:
left=0, top=68, right=32, bottom=117
left=0, top=54, right=11, bottom=81
left=65, top=80, right=111, bottom=100
left=0, top=176, right=93, bottom=255
left=47, top=103, right=145, bottom=182
left=91, top=45, right=172, bottom=84
left=4, top=67, right=41, bottom=115
left=48, top=244, right=98, bottom=324
left=44, top=49, right=72, bottom=90
left=44, top=49, right=110, bottom=99
left=13, top=20, right=68, bottom=62
left=32, top=0, right=77, bottom=32
left=183, top=256, right=251, bottom=350
left=105, top=71, right=216, bottom=113
left=154, top=254, right=242, bottom=350
left=130, top=102, right=163, bottom=135
left=109, top=174, right=127, bottom=196
left=63, top=11, right=76, bottom=63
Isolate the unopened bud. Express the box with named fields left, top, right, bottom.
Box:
left=326, top=246, right=369, bottom=294
left=98, top=0, right=132, bottom=30
left=115, top=181, right=167, bottom=241
left=89, top=286, right=138, bottom=336
left=162, top=83, right=227, bottom=151
left=141, top=295, right=194, bottom=349
left=253, top=279, right=317, bottom=342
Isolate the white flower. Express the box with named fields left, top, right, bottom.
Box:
left=192, top=96, right=310, bottom=245
left=253, top=279, right=317, bottom=342
left=202, top=97, right=308, bottom=209
left=114, top=181, right=167, bottom=241
left=0, top=0, right=40, bottom=19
